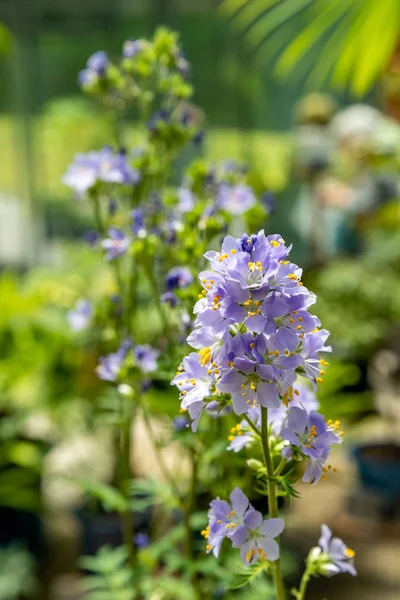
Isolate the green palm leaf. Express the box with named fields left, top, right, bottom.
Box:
left=222, top=0, right=400, bottom=95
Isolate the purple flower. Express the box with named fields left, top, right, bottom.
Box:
left=203, top=235, right=242, bottom=274
left=217, top=184, right=256, bottom=215
left=165, top=266, right=193, bottom=291
left=122, top=39, right=145, bottom=58
left=192, top=131, right=204, bottom=146
left=134, top=532, right=150, bottom=549
left=78, top=69, right=97, bottom=87
left=175, top=50, right=190, bottom=76
left=231, top=512, right=284, bottom=565
left=202, top=487, right=253, bottom=557
left=96, top=340, right=131, bottom=382
left=134, top=344, right=159, bottom=373
left=262, top=191, right=275, bottom=214
left=227, top=406, right=260, bottom=452
left=218, top=359, right=280, bottom=415
left=147, top=110, right=170, bottom=134
left=162, top=217, right=183, bottom=245
left=318, top=524, right=356, bottom=576
left=84, top=229, right=100, bottom=247
left=131, top=209, right=146, bottom=237
left=102, top=228, right=130, bottom=260
left=171, top=352, right=217, bottom=430
left=281, top=407, right=342, bottom=483
left=228, top=382, right=319, bottom=450
left=301, top=329, right=332, bottom=383
left=77, top=51, right=109, bottom=87
left=87, top=51, right=109, bottom=75
left=177, top=188, right=195, bottom=213
left=173, top=415, right=189, bottom=431
left=67, top=300, right=93, bottom=332
left=202, top=487, right=284, bottom=565
left=240, top=233, right=258, bottom=254
left=62, top=148, right=140, bottom=197
left=293, top=381, right=319, bottom=412
left=160, top=292, right=179, bottom=307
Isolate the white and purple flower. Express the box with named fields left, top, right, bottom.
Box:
left=62, top=147, right=140, bottom=197
left=102, top=228, right=130, bottom=261
left=165, top=266, right=194, bottom=291
left=216, top=184, right=256, bottom=215
left=96, top=340, right=131, bottom=382
left=122, top=38, right=146, bottom=58
left=315, top=524, right=356, bottom=576
left=67, top=299, right=93, bottom=332
left=134, top=344, right=159, bottom=373
left=202, top=487, right=284, bottom=565
left=78, top=51, right=109, bottom=86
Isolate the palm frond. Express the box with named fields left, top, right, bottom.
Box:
left=222, top=0, right=400, bottom=95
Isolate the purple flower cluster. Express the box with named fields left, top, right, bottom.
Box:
left=281, top=408, right=342, bottom=484
left=201, top=487, right=284, bottom=565
left=216, top=183, right=256, bottom=216
left=172, top=231, right=330, bottom=430
left=62, top=147, right=140, bottom=197
left=78, top=51, right=109, bottom=86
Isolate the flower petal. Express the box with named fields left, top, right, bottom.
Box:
left=230, top=487, right=249, bottom=517
left=259, top=518, right=284, bottom=538
left=259, top=537, right=280, bottom=561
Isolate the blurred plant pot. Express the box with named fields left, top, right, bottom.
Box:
left=0, top=506, right=45, bottom=558
left=76, top=499, right=152, bottom=556
left=352, top=443, right=400, bottom=501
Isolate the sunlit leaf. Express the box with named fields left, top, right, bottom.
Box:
left=222, top=0, right=400, bottom=94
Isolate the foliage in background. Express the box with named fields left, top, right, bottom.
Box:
left=222, top=0, right=400, bottom=95
left=311, top=230, right=400, bottom=359
left=0, top=544, right=37, bottom=600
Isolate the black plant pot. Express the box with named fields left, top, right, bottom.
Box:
left=76, top=497, right=152, bottom=556
left=0, top=506, right=45, bottom=558
left=352, top=442, right=400, bottom=519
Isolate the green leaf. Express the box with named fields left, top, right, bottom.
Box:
left=68, top=478, right=130, bottom=513
left=222, top=0, right=400, bottom=95
left=80, top=546, right=135, bottom=600
left=226, top=561, right=270, bottom=589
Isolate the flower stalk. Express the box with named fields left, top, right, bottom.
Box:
left=261, top=406, right=286, bottom=600
left=295, top=565, right=312, bottom=600
left=119, top=414, right=136, bottom=567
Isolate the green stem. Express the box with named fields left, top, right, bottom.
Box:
left=296, top=566, right=312, bottom=600
left=141, top=401, right=184, bottom=505
left=274, top=457, right=286, bottom=477
left=119, top=411, right=136, bottom=568
left=242, top=413, right=262, bottom=437
left=112, top=259, right=126, bottom=301
left=144, top=263, right=169, bottom=333
left=92, top=195, right=105, bottom=235
left=184, top=451, right=201, bottom=598
left=260, top=407, right=286, bottom=600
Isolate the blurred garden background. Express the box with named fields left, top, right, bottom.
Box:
left=0, top=0, right=400, bottom=599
